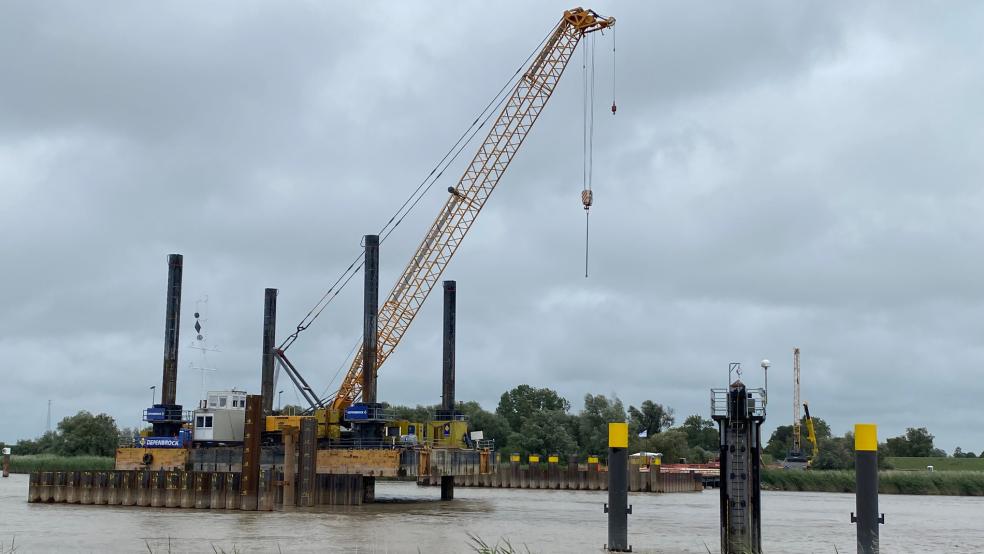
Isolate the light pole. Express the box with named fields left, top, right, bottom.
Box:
left=278, top=390, right=284, bottom=411
left=150, top=385, right=156, bottom=405
left=760, top=359, right=771, bottom=407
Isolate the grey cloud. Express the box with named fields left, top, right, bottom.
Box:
left=2, top=1, right=983, bottom=454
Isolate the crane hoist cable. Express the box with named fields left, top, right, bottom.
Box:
left=611, top=27, right=617, bottom=115
left=275, top=24, right=556, bottom=357
left=581, top=32, right=597, bottom=277
left=581, top=27, right=615, bottom=278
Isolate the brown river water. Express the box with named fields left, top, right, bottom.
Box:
left=1, top=473, right=982, bottom=553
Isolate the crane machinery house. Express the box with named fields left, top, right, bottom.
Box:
left=192, top=390, right=247, bottom=445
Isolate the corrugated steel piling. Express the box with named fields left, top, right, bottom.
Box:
left=282, top=427, right=297, bottom=507
left=164, top=471, right=179, bottom=508
left=179, top=470, right=194, bottom=508
left=852, top=424, right=884, bottom=554
left=240, top=394, right=262, bottom=510
left=28, top=472, right=39, bottom=501
left=297, top=417, right=317, bottom=507
left=605, top=422, right=631, bottom=552
left=225, top=473, right=239, bottom=509
left=260, top=288, right=278, bottom=415
left=194, top=471, right=210, bottom=508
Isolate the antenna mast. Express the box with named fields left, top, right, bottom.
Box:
left=189, top=296, right=220, bottom=401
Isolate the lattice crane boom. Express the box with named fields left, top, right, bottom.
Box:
left=329, top=8, right=614, bottom=411
left=793, top=347, right=802, bottom=453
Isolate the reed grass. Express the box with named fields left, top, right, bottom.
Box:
left=467, top=533, right=533, bottom=554
left=762, top=468, right=984, bottom=495
left=9, top=454, right=114, bottom=473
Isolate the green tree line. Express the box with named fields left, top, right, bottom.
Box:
left=8, top=411, right=132, bottom=458
left=764, top=421, right=979, bottom=470
left=387, top=384, right=718, bottom=463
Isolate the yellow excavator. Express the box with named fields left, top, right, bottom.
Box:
left=266, top=8, right=616, bottom=444
left=803, top=402, right=819, bottom=466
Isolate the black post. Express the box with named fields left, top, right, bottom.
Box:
left=441, top=280, right=456, bottom=413
left=353, top=235, right=382, bottom=455
left=260, top=288, right=278, bottom=415
left=852, top=424, right=883, bottom=554
left=604, top=422, right=631, bottom=552
left=440, top=280, right=456, bottom=501
left=152, top=254, right=184, bottom=437
left=160, top=254, right=182, bottom=406
left=362, top=235, right=379, bottom=405
left=712, top=380, right=765, bottom=554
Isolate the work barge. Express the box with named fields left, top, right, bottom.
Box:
left=28, top=241, right=491, bottom=508
left=25, top=249, right=697, bottom=510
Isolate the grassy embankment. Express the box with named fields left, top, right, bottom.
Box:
left=762, top=468, right=984, bottom=496
left=8, top=454, right=114, bottom=473
left=886, top=457, right=984, bottom=471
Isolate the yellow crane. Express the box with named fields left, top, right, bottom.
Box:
left=804, top=401, right=819, bottom=465
left=326, top=8, right=615, bottom=411
left=787, top=348, right=820, bottom=468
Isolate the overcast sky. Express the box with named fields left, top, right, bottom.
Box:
left=2, top=1, right=982, bottom=454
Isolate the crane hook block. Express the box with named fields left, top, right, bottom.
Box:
left=581, top=189, right=593, bottom=210
left=611, top=102, right=617, bottom=115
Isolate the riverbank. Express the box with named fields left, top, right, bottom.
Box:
left=762, top=468, right=984, bottom=496
left=8, top=455, right=114, bottom=474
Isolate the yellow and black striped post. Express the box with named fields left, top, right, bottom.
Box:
left=604, top=422, right=631, bottom=552
left=851, top=424, right=884, bottom=554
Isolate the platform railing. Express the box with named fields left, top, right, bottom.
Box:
left=711, top=387, right=766, bottom=418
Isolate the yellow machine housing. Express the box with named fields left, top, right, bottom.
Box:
left=427, top=420, right=469, bottom=448
left=384, top=419, right=426, bottom=440
left=264, top=408, right=342, bottom=440
left=265, top=415, right=308, bottom=433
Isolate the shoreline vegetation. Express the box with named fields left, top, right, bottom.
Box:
left=762, top=468, right=984, bottom=496
left=8, top=454, right=114, bottom=474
